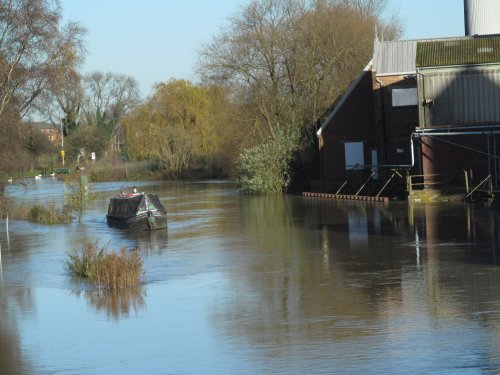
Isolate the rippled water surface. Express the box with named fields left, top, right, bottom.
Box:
left=2, top=179, right=500, bottom=374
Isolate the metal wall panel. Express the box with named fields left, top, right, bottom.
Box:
left=418, top=66, right=500, bottom=126
left=373, top=40, right=418, bottom=75
left=465, top=0, right=500, bottom=36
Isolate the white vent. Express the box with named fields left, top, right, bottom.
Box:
left=477, top=47, right=493, bottom=53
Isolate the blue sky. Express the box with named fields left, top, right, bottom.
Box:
left=61, top=0, right=466, bottom=98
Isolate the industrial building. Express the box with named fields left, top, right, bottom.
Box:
left=316, top=0, right=500, bottom=202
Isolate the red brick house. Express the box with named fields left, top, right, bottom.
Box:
left=316, top=38, right=420, bottom=195
left=27, top=121, right=62, bottom=146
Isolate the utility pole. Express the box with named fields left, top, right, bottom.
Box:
left=61, top=122, right=65, bottom=166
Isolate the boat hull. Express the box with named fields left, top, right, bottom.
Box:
left=106, top=212, right=168, bottom=230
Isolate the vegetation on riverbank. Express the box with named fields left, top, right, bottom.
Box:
left=0, top=0, right=400, bottom=195
left=66, top=241, right=143, bottom=290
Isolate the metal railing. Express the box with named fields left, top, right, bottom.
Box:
left=406, top=174, right=443, bottom=193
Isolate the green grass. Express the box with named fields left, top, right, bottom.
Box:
left=66, top=241, right=144, bottom=290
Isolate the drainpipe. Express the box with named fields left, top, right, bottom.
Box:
left=374, top=76, right=388, bottom=166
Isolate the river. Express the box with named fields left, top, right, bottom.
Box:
left=1, top=178, right=500, bottom=374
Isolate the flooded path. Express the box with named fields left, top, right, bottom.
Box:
left=1, top=179, right=500, bottom=374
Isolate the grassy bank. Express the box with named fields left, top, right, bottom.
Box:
left=5, top=155, right=230, bottom=185
left=88, top=160, right=163, bottom=182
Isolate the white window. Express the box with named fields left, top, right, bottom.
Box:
left=345, top=142, right=364, bottom=170
left=392, top=87, right=418, bottom=107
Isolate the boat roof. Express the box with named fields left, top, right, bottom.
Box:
left=108, top=192, right=166, bottom=218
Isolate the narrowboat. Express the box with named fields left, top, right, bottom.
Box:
left=106, top=191, right=167, bottom=230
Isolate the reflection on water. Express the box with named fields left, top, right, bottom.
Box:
left=0, top=286, right=34, bottom=374
left=71, top=287, right=146, bottom=320
left=117, top=228, right=169, bottom=253
left=2, top=179, right=500, bottom=373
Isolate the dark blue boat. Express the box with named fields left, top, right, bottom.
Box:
left=106, top=192, right=167, bottom=230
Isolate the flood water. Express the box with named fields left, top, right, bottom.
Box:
left=1, top=179, right=500, bottom=374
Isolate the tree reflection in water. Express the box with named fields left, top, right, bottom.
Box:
left=0, top=290, right=34, bottom=374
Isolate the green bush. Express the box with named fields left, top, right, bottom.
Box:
left=236, top=129, right=299, bottom=194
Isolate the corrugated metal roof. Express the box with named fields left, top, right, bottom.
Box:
left=417, top=37, right=500, bottom=67
left=373, top=39, right=418, bottom=75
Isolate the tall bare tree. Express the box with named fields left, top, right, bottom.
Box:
left=36, top=20, right=87, bottom=136
left=83, top=71, right=140, bottom=135
left=0, top=0, right=86, bottom=118
left=198, top=0, right=399, bottom=140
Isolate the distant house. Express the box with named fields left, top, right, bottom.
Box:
left=27, top=121, right=62, bottom=146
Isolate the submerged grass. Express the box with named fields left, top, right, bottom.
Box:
left=67, top=241, right=143, bottom=290
left=1, top=201, right=71, bottom=224
left=26, top=204, right=71, bottom=224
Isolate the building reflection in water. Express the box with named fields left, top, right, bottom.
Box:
left=215, top=197, right=500, bottom=366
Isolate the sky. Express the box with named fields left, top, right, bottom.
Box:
left=61, top=0, right=466, bottom=98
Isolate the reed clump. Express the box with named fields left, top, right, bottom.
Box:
left=67, top=241, right=143, bottom=290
